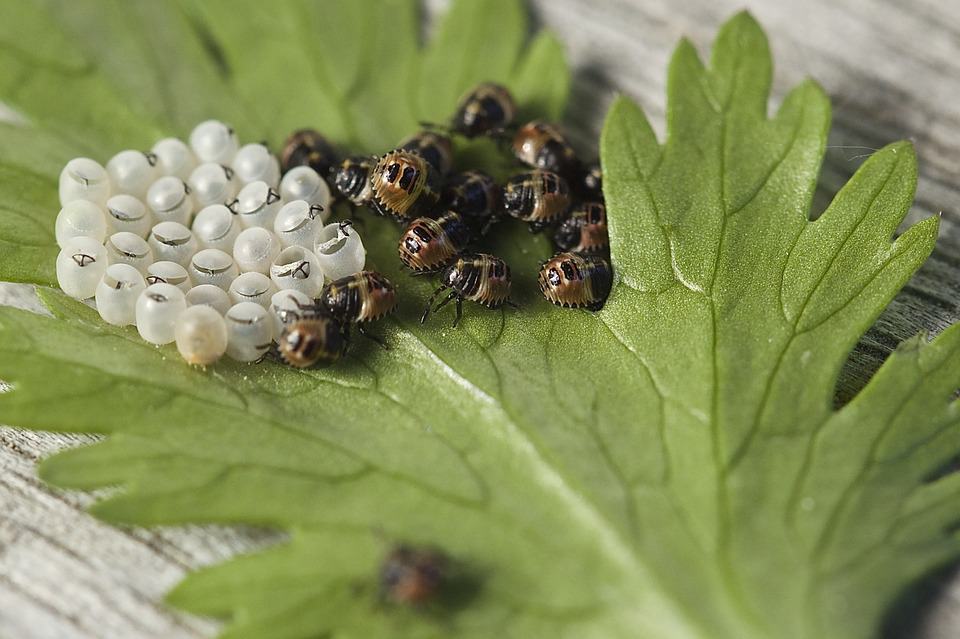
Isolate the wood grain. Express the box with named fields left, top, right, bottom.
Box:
left=3, top=0, right=960, bottom=636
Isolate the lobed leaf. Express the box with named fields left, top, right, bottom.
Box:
left=0, top=4, right=955, bottom=639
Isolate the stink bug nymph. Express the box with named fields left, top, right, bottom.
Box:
left=276, top=301, right=348, bottom=368
left=319, top=270, right=398, bottom=347
left=554, top=201, right=609, bottom=255
left=538, top=252, right=612, bottom=311
left=280, top=128, right=340, bottom=179
left=399, top=130, right=454, bottom=176
left=398, top=211, right=472, bottom=273
left=334, top=156, right=377, bottom=207
left=421, top=253, right=515, bottom=327
left=502, top=170, right=572, bottom=232
left=511, top=121, right=580, bottom=181
left=448, top=82, right=516, bottom=138
left=440, top=170, right=500, bottom=234
left=369, top=150, right=440, bottom=222
left=380, top=545, right=447, bottom=606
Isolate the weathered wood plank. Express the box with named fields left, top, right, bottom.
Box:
left=3, top=0, right=960, bottom=636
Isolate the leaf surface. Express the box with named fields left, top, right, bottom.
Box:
left=0, top=4, right=957, bottom=638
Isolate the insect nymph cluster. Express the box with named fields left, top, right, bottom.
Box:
left=52, top=82, right=611, bottom=369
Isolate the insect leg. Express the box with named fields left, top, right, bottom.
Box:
left=420, top=284, right=448, bottom=323
left=357, top=324, right=389, bottom=350
left=452, top=297, right=464, bottom=328
left=433, top=290, right=458, bottom=312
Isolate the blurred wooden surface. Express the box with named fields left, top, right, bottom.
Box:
left=2, top=0, right=960, bottom=636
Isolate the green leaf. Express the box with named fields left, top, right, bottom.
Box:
left=0, top=5, right=956, bottom=639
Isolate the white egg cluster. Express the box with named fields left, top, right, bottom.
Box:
left=54, top=119, right=367, bottom=366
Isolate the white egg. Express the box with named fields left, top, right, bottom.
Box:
left=269, top=246, right=323, bottom=297
left=95, top=263, right=146, bottom=326
left=189, top=119, right=238, bottom=164
left=151, top=137, right=197, bottom=181
left=105, top=231, right=154, bottom=274
left=106, top=150, right=158, bottom=200
left=269, top=288, right=313, bottom=336
left=232, top=143, right=280, bottom=186
left=191, top=203, right=240, bottom=252
left=234, top=181, right=282, bottom=229
left=225, top=302, right=274, bottom=362
left=105, top=194, right=153, bottom=237
left=147, top=221, right=197, bottom=267
left=273, top=200, right=326, bottom=249
left=59, top=157, right=111, bottom=207
left=279, top=166, right=331, bottom=210
left=187, top=248, right=240, bottom=291
left=314, top=221, right=365, bottom=281
left=228, top=271, right=277, bottom=308
left=189, top=162, right=238, bottom=208
left=146, top=176, right=193, bottom=225
left=136, top=282, right=187, bottom=345
left=175, top=305, right=228, bottom=366
left=146, top=260, right=192, bottom=293
left=233, top=227, right=281, bottom=274
left=185, top=284, right=232, bottom=315
left=56, top=236, right=107, bottom=299
left=55, top=199, right=107, bottom=248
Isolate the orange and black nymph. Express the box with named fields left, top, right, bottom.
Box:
left=277, top=315, right=347, bottom=368
left=538, top=252, right=612, bottom=311
left=369, top=150, right=441, bottom=222
left=512, top=120, right=580, bottom=181
left=553, top=201, right=609, bottom=255
left=399, top=130, right=454, bottom=176
left=333, top=156, right=377, bottom=207
left=502, top=169, right=571, bottom=232
left=421, top=253, right=515, bottom=327
left=319, top=270, right=398, bottom=324
left=398, top=211, right=473, bottom=273
left=448, top=82, right=516, bottom=138
left=441, top=169, right=500, bottom=233
left=280, top=128, right=340, bottom=178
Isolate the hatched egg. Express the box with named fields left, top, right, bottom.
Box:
left=189, top=119, right=238, bottom=164
left=105, top=231, right=154, bottom=274
left=95, top=263, right=147, bottom=326
left=175, top=305, right=228, bottom=366
left=146, top=260, right=192, bottom=293
left=233, top=227, right=281, bottom=274
left=228, top=271, right=277, bottom=308
left=232, top=143, right=280, bottom=186
left=233, top=181, right=282, bottom=229
left=106, top=150, right=158, bottom=200
left=187, top=248, right=239, bottom=290
left=56, top=236, right=107, bottom=299
left=225, top=302, right=274, bottom=362
left=55, top=199, right=107, bottom=248
left=314, top=221, right=365, bottom=281
left=147, top=221, right=197, bottom=267
left=270, top=246, right=323, bottom=297
left=185, top=284, right=232, bottom=315
left=192, top=203, right=241, bottom=252
left=146, top=176, right=193, bottom=226
left=273, top=200, right=325, bottom=249
left=105, top=194, right=152, bottom=237
left=189, top=162, right=238, bottom=208
left=59, top=157, right=111, bottom=207
left=136, top=282, right=187, bottom=345
left=279, top=166, right=331, bottom=210
left=151, top=137, right=197, bottom=180
left=269, top=288, right=312, bottom=336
